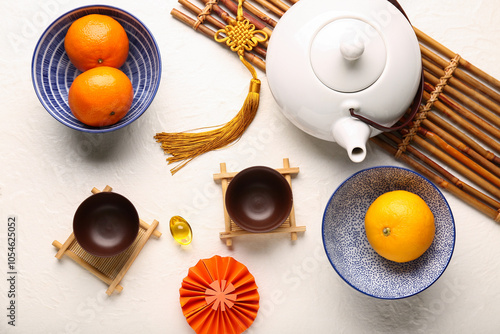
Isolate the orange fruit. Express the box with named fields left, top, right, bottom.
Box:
left=64, top=14, right=129, bottom=72
left=364, top=190, right=435, bottom=263
left=68, top=66, right=134, bottom=127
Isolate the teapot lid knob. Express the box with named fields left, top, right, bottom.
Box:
left=339, top=39, right=365, bottom=61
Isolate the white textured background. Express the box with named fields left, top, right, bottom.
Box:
left=1, top=0, right=499, bottom=333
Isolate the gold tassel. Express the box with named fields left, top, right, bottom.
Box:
left=154, top=78, right=260, bottom=175
left=154, top=0, right=267, bottom=175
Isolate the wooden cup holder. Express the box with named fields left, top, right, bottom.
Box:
left=52, top=185, right=161, bottom=295
left=214, top=158, right=306, bottom=247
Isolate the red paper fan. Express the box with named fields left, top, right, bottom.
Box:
left=180, top=255, right=260, bottom=334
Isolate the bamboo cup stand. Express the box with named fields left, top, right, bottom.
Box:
left=52, top=186, right=162, bottom=295
left=214, top=158, right=306, bottom=246
left=172, top=0, right=500, bottom=222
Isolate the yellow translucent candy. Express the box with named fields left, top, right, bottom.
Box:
left=169, top=216, right=193, bottom=245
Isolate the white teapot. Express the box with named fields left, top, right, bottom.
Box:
left=266, top=0, right=423, bottom=162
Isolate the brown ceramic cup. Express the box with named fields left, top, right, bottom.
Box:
left=225, top=166, right=293, bottom=233
left=73, top=192, right=139, bottom=257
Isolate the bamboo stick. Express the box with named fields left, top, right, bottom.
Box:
left=218, top=163, right=232, bottom=247
left=423, top=87, right=500, bottom=147
left=140, top=219, right=162, bottom=238
left=424, top=70, right=500, bottom=128
left=179, top=0, right=267, bottom=59
left=219, top=225, right=306, bottom=238
left=371, top=135, right=500, bottom=220
left=414, top=27, right=500, bottom=90
left=251, top=0, right=285, bottom=17
left=171, top=9, right=266, bottom=71
left=399, top=128, right=500, bottom=200
left=423, top=58, right=500, bottom=116
left=420, top=44, right=500, bottom=104
left=264, top=0, right=290, bottom=12
left=282, top=158, right=297, bottom=241
left=213, top=167, right=299, bottom=180
left=55, top=233, right=75, bottom=259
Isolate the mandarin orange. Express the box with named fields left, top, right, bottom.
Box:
left=68, top=66, right=134, bottom=127
left=364, top=190, right=435, bottom=263
left=64, top=14, right=129, bottom=72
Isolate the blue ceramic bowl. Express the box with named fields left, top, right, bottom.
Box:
left=322, top=166, right=455, bottom=299
left=31, top=5, right=162, bottom=133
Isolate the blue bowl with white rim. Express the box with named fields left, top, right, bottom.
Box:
left=31, top=5, right=162, bottom=133
left=322, top=166, right=455, bottom=299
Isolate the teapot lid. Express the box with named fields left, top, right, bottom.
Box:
left=310, top=18, right=387, bottom=93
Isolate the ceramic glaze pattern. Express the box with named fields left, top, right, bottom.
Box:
left=31, top=5, right=162, bottom=133
left=322, top=166, right=455, bottom=299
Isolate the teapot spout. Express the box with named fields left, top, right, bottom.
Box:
left=331, top=117, right=372, bottom=163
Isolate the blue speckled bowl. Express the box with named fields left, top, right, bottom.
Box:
left=31, top=5, right=161, bottom=133
left=322, top=166, right=455, bottom=299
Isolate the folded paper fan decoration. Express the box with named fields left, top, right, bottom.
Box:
left=179, top=255, right=259, bottom=334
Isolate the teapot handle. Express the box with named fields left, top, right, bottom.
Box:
left=387, top=0, right=408, bottom=20
left=349, top=71, right=424, bottom=132
left=349, top=0, right=424, bottom=133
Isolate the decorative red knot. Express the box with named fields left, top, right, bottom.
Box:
left=204, top=280, right=237, bottom=311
